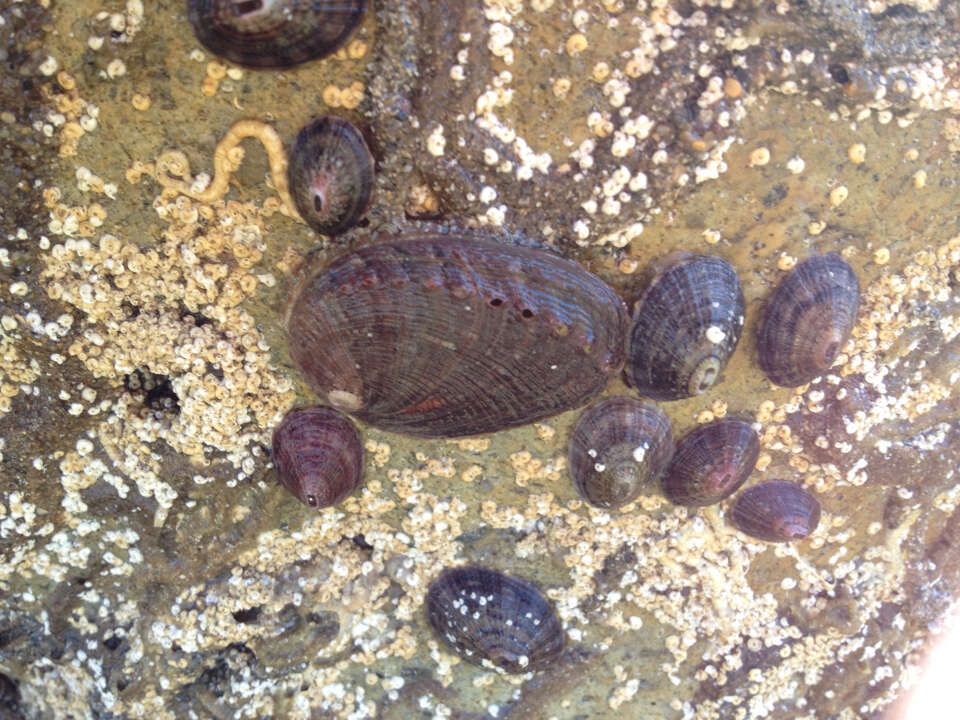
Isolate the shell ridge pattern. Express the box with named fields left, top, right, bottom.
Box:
left=297, top=269, right=364, bottom=401
left=384, top=249, right=511, bottom=423
left=662, top=418, right=759, bottom=506
left=731, top=480, right=822, bottom=542
left=373, top=250, right=526, bottom=427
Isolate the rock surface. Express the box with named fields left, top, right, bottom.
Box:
left=2, top=1, right=960, bottom=718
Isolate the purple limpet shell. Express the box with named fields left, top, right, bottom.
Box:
left=272, top=406, right=365, bottom=509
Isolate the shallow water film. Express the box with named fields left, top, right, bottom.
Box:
left=2, top=1, right=960, bottom=718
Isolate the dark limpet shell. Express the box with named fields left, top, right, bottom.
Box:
left=662, top=418, right=759, bottom=507
left=288, top=116, right=374, bottom=236
left=426, top=566, right=565, bottom=673
left=271, top=406, right=365, bottom=509
left=187, top=0, right=367, bottom=69
left=568, top=396, right=674, bottom=509
left=626, top=253, right=745, bottom=401
left=283, top=235, right=629, bottom=438
left=730, top=481, right=821, bottom=542
left=757, top=253, right=860, bottom=387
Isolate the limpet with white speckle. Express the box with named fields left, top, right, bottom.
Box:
left=425, top=566, right=565, bottom=673
left=568, top=396, right=674, bottom=509
left=626, top=253, right=745, bottom=400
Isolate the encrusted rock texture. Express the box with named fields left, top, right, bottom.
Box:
left=2, top=0, right=960, bottom=718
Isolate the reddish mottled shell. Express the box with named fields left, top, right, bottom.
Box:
left=626, top=253, right=745, bottom=400
left=426, top=566, right=565, bottom=673
left=283, top=236, right=629, bottom=437
left=271, top=407, right=365, bottom=509
left=568, top=396, right=674, bottom=509
left=186, top=0, right=367, bottom=69
left=730, top=481, right=821, bottom=542
left=662, top=418, right=759, bottom=507
left=288, top=117, right=374, bottom=236
left=757, top=253, right=860, bottom=387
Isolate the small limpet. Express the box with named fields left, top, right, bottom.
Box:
left=187, top=0, right=367, bottom=69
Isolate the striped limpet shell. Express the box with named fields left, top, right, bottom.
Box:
left=426, top=566, right=565, bottom=673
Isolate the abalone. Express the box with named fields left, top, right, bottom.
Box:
left=288, top=116, right=374, bottom=236
left=730, top=481, right=821, bottom=542
left=283, top=236, right=629, bottom=437
left=662, top=417, right=759, bottom=507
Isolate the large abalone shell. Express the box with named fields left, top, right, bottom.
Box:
left=283, top=236, right=629, bottom=437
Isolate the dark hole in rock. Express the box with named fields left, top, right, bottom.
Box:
left=763, top=182, right=788, bottom=207
left=490, top=298, right=503, bottom=307
left=521, top=308, right=534, bottom=318
left=829, top=64, right=850, bottom=84
left=236, top=0, right=263, bottom=15
left=879, top=3, right=919, bottom=19
left=232, top=607, right=262, bottom=624
left=124, top=369, right=180, bottom=416
left=145, top=378, right=179, bottom=413
left=351, top=534, right=374, bottom=551
left=0, top=672, right=19, bottom=704
left=103, top=635, right=122, bottom=651
left=180, top=308, right=213, bottom=327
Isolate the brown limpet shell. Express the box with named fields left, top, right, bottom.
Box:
left=756, top=253, right=860, bottom=387
left=288, top=116, right=375, bottom=236
left=271, top=406, right=365, bottom=509
left=730, top=480, right=821, bottom=542
left=426, top=566, right=565, bottom=673
left=626, top=253, right=745, bottom=401
left=662, top=417, right=759, bottom=507
left=568, top=396, right=674, bottom=509
left=283, top=235, right=629, bottom=438
left=186, top=0, right=367, bottom=69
